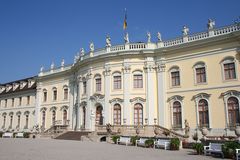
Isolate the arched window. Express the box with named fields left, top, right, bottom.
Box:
left=17, top=115, right=21, bottom=128
left=95, top=75, right=101, bottom=92
left=63, top=85, right=68, bottom=100
left=10, top=115, right=13, bottom=129
left=113, top=72, right=122, bottom=89
left=2, top=114, right=6, bottom=128
left=194, top=62, right=206, bottom=84
left=52, top=110, right=56, bottom=126
left=42, top=110, right=46, bottom=128
left=95, top=105, right=103, bottom=125
left=170, top=66, right=180, bottom=87
left=52, top=87, right=57, bottom=101
left=63, top=109, right=67, bottom=125
left=134, top=103, right=143, bottom=125
left=228, top=97, right=240, bottom=127
left=173, top=101, right=182, bottom=128
left=133, top=71, right=143, bottom=88
left=25, top=115, right=29, bottom=129
left=43, top=89, right=47, bottom=102
left=113, top=104, right=121, bottom=125
left=198, top=99, right=209, bottom=128
left=82, top=106, right=86, bottom=129
left=222, top=57, right=237, bottom=80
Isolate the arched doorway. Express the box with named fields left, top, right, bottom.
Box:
left=134, top=103, right=143, bottom=125
left=82, top=106, right=86, bottom=129
left=63, top=109, right=67, bottom=125
left=96, top=105, right=103, bottom=125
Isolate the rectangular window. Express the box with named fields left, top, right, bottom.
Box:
left=83, top=81, right=87, bottom=94
left=12, top=98, right=14, bottom=107
left=224, top=63, right=236, bottom=80
left=64, top=88, right=68, bottom=100
left=133, top=74, right=143, bottom=88
left=53, top=90, right=57, bottom=101
left=96, top=78, right=101, bottom=92
left=43, top=92, right=47, bottom=102
left=27, top=96, right=30, bottom=105
left=5, top=99, right=7, bottom=107
left=25, top=115, right=29, bottom=129
left=196, top=67, right=206, bottom=83
left=113, top=76, right=121, bottom=89
left=171, top=71, right=180, bottom=86
left=19, top=97, right=22, bottom=106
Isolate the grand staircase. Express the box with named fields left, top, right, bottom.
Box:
left=54, top=131, right=91, bottom=141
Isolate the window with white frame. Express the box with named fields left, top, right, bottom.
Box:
left=19, top=97, right=22, bottom=106
left=133, top=71, right=143, bottom=89
left=27, top=96, right=30, bottom=105
left=222, top=57, right=237, bottom=80
left=113, top=72, right=122, bottom=90
left=134, top=103, right=143, bottom=125
left=43, top=89, right=47, bottom=102
left=227, top=97, right=240, bottom=127
left=172, top=101, right=182, bottom=128
left=170, top=67, right=180, bottom=87
left=52, top=87, right=57, bottom=101
left=63, top=86, right=68, bottom=100
left=198, top=99, right=209, bottom=128
left=95, top=75, right=101, bottom=92
left=83, top=79, right=87, bottom=94
left=194, top=62, right=207, bottom=84
left=113, top=104, right=121, bottom=125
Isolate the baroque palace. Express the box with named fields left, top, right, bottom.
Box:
left=0, top=20, right=240, bottom=140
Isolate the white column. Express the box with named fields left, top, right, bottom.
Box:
left=156, top=58, right=167, bottom=127
left=123, top=63, right=131, bottom=124
left=68, top=77, right=75, bottom=130
left=35, top=85, right=42, bottom=125
left=77, top=77, right=82, bottom=130
left=144, top=57, right=156, bottom=125
left=104, top=66, right=111, bottom=124
left=86, top=69, right=94, bottom=131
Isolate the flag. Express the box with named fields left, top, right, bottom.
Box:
left=123, top=9, right=127, bottom=30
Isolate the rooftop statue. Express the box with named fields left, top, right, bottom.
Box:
left=106, top=35, right=111, bottom=47
left=80, top=48, right=85, bottom=56
left=207, top=19, right=215, bottom=30
left=50, top=62, right=54, bottom=70
left=40, top=66, right=44, bottom=72
left=157, top=32, right=162, bottom=42
left=182, top=25, right=189, bottom=36
left=90, top=42, right=94, bottom=52
left=61, top=59, right=65, bottom=67
left=147, top=32, right=151, bottom=43
left=124, top=32, right=129, bottom=44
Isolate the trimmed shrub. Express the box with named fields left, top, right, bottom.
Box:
left=170, top=138, right=180, bottom=150
left=111, top=135, right=120, bottom=144
left=145, top=139, right=155, bottom=148
left=222, top=141, right=240, bottom=159
left=23, top=132, right=30, bottom=138
left=130, top=136, right=140, bottom=146
left=193, top=143, right=204, bottom=154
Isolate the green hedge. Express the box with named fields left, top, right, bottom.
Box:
left=222, top=141, right=240, bottom=159
left=170, top=138, right=180, bottom=150
left=130, top=136, right=140, bottom=146
left=111, top=135, right=120, bottom=144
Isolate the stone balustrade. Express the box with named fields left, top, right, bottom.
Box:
left=40, top=23, right=240, bottom=76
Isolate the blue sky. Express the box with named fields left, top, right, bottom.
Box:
left=0, top=0, right=239, bottom=83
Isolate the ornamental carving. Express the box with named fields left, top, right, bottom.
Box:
left=221, top=90, right=240, bottom=98
left=192, top=93, right=211, bottom=101
left=40, top=107, right=47, bottom=112
left=80, top=101, right=87, bottom=107
left=167, top=95, right=184, bottom=102
left=143, top=64, right=155, bottom=73
left=90, top=93, right=105, bottom=103
left=122, top=64, right=131, bottom=74
left=103, top=66, right=111, bottom=76
left=109, top=98, right=124, bottom=104
left=130, top=97, right=146, bottom=104
left=60, top=105, right=69, bottom=111
left=50, top=106, right=57, bottom=111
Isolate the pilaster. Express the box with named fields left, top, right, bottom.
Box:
left=86, top=68, right=94, bottom=131
left=35, top=85, right=42, bottom=125
left=144, top=57, right=156, bottom=125
left=122, top=61, right=131, bottom=125
left=103, top=66, right=111, bottom=124
left=156, top=58, right=166, bottom=127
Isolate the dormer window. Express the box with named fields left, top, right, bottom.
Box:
left=6, top=85, right=12, bottom=92
left=13, top=83, right=19, bottom=91
left=0, top=86, right=5, bottom=93
left=20, top=81, right=27, bottom=89
left=28, top=79, right=35, bottom=88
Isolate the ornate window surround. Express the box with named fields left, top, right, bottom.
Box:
left=112, top=71, right=122, bottom=90
left=109, top=98, right=124, bottom=125
left=192, top=93, right=212, bottom=129
left=193, top=61, right=207, bottom=85
left=221, top=90, right=240, bottom=128
left=132, top=70, right=144, bottom=89
left=220, top=56, right=238, bottom=82
left=169, top=66, right=181, bottom=88
left=94, top=73, right=102, bottom=93
left=130, top=97, right=146, bottom=125
left=167, top=95, right=184, bottom=129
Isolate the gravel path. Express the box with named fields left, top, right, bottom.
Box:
left=0, top=139, right=226, bottom=160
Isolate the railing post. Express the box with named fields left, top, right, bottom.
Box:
left=125, top=44, right=129, bottom=50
